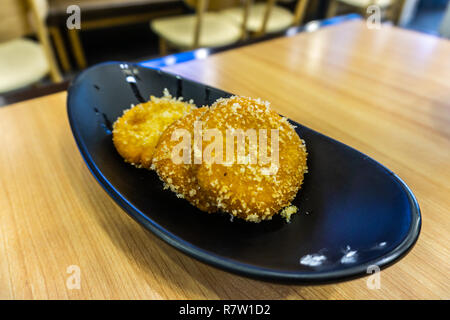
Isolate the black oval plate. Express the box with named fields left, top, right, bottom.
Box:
left=67, top=62, right=421, bottom=284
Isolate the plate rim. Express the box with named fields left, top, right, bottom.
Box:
left=67, top=62, right=422, bottom=284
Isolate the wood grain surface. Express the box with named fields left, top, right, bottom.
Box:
left=0, top=20, right=449, bottom=299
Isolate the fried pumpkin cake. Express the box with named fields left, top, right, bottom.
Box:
left=196, top=96, right=308, bottom=222
left=112, top=90, right=196, bottom=168
left=152, top=107, right=218, bottom=213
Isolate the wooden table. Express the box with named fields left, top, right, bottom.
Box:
left=0, top=20, right=449, bottom=299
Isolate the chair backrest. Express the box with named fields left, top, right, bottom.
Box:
left=34, top=0, right=49, bottom=20
left=0, top=0, right=48, bottom=42
left=183, top=0, right=309, bottom=47
left=292, top=0, right=310, bottom=26
left=184, top=0, right=242, bottom=11
left=0, top=0, right=61, bottom=82
left=184, top=0, right=251, bottom=48
left=0, top=0, right=31, bottom=42
left=259, top=0, right=310, bottom=34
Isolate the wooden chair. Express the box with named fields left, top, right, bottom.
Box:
left=48, top=0, right=186, bottom=70
left=0, top=0, right=61, bottom=94
left=220, top=0, right=310, bottom=35
left=151, top=0, right=250, bottom=54
left=326, top=0, right=404, bottom=23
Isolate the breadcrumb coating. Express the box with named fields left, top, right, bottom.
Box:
left=112, top=92, right=307, bottom=223
left=152, top=107, right=218, bottom=213
left=112, top=90, right=195, bottom=168
left=196, top=96, right=308, bottom=222
left=280, top=205, right=298, bottom=223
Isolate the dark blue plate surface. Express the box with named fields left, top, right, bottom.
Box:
left=67, top=62, right=421, bottom=283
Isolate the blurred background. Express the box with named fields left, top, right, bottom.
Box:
left=0, top=0, right=449, bottom=105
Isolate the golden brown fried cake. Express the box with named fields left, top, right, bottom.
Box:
left=152, top=107, right=218, bottom=213
left=112, top=90, right=195, bottom=168
left=196, top=96, right=308, bottom=222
